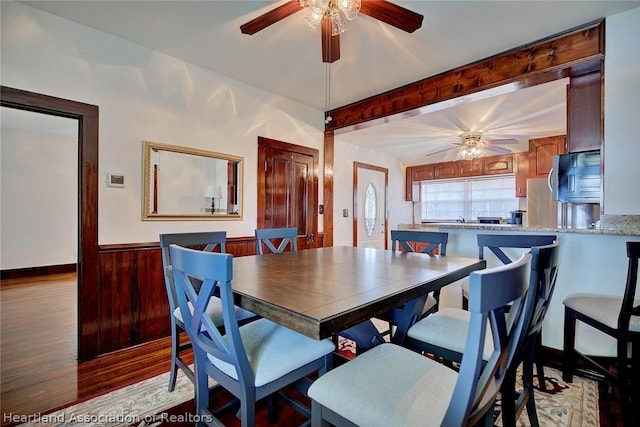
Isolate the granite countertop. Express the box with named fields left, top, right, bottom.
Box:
left=398, top=217, right=640, bottom=236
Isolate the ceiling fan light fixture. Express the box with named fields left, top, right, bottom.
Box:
left=460, top=145, right=482, bottom=160
left=337, top=0, right=361, bottom=20
left=301, top=0, right=360, bottom=35
left=459, top=132, right=486, bottom=159
left=304, top=9, right=323, bottom=32
left=330, top=9, right=347, bottom=35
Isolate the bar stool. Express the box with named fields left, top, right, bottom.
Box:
left=563, top=241, right=640, bottom=422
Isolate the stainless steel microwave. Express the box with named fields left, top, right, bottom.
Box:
left=551, top=150, right=601, bottom=203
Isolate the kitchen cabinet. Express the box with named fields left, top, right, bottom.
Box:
left=405, top=168, right=414, bottom=201
left=567, top=71, right=602, bottom=153
left=405, top=165, right=434, bottom=201
left=412, top=164, right=435, bottom=181
left=433, top=162, right=457, bottom=179
left=528, top=135, right=566, bottom=178
left=457, top=159, right=483, bottom=177
left=483, top=155, right=513, bottom=175
left=405, top=152, right=520, bottom=200
left=515, top=153, right=529, bottom=197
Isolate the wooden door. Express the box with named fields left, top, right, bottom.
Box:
left=354, top=162, right=388, bottom=249
left=258, top=137, right=318, bottom=248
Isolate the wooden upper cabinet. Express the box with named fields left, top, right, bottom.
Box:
left=515, top=153, right=530, bottom=197
left=457, top=159, right=483, bottom=177
left=528, top=135, right=566, bottom=178
left=412, top=164, right=435, bottom=181
left=567, top=71, right=602, bottom=153
left=405, top=165, right=434, bottom=201
left=433, top=162, right=457, bottom=179
left=482, top=155, right=513, bottom=175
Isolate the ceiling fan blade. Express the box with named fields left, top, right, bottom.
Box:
left=321, top=17, right=340, bottom=63
left=359, top=1, right=424, bottom=33
left=484, top=138, right=519, bottom=145
left=485, top=146, right=513, bottom=154
left=425, top=146, right=457, bottom=157
left=240, top=1, right=303, bottom=35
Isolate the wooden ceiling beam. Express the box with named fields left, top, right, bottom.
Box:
left=325, top=19, right=604, bottom=133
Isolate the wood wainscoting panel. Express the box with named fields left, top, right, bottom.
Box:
left=95, top=233, right=323, bottom=357
left=98, top=244, right=167, bottom=354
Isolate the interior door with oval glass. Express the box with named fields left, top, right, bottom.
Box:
left=354, top=162, right=388, bottom=249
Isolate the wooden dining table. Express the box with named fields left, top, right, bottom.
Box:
left=230, top=246, right=486, bottom=342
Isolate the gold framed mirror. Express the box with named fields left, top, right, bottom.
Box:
left=142, top=140, right=243, bottom=220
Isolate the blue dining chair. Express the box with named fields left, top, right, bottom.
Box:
left=461, top=234, right=557, bottom=309
left=462, top=234, right=557, bottom=388
left=308, top=252, right=532, bottom=427
left=159, top=231, right=257, bottom=392
left=405, top=242, right=560, bottom=426
left=382, top=230, right=449, bottom=337
left=255, top=227, right=298, bottom=254
left=340, top=230, right=449, bottom=354
left=169, top=244, right=335, bottom=426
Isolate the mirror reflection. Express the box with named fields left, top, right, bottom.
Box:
left=142, top=141, right=243, bottom=220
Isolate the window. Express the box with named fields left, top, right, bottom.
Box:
left=420, top=175, right=518, bottom=221
left=364, top=183, right=377, bottom=237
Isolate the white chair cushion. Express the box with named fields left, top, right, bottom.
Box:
left=563, top=294, right=640, bottom=332
left=407, top=307, right=494, bottom=361
left=208, top=318, right=335, bottom=387
left=461, top=278, right=470, bottom=298
left=173, top=298, right=255, bottom=326
left=422, top=293, right=438, bottom=315
left=308, top=343, right=458, bottom=427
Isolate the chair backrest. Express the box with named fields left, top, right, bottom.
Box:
left=619, top=241, right=640, bottom=332
left=169, top=244, right=255, bottom=387
left=255, top=227, right=298, bottom=254
left=390, top=230, right=448, bottom=255
left=443, top=252, right=532, bottom=426
left=477, top=234, right=556, bottom=265
left=526, top=242, right=560, bottom=338
left=159, top=231, right=227, bottom=315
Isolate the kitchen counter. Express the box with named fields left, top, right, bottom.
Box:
left=399, top=222, right=640, bottom=236
left=395, top=218, right=640, bottom=356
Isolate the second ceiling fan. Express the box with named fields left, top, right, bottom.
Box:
left=240, top=0, right=424, bottom=63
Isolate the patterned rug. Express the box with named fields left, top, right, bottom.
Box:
left=16, top=372, right=201, bottom=427
left=18, top=344, right=598, bottom=427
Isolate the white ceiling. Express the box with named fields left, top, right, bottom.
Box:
left=18, top=0, right=640, bottom=165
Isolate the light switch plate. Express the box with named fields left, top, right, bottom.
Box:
left=106, top=173, right=125, bottom=188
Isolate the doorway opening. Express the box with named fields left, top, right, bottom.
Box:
left=0, top=86, right=99, bottom=362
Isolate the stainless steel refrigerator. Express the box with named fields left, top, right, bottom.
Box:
left=526, top=178, right=558, bottom=227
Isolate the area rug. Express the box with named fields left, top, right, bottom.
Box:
left=19, top=343, right=598, bottom=427
left=16, top=371, right=204, bottom=427
left=493, top=367, right=600, bottom=427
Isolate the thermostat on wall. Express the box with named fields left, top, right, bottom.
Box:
left=106, top=173, right=125, bottom=188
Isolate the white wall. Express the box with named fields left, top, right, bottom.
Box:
left=2, top=1, right=639, bottom=267
left=0, top=124, right=77, bottom=269
left=604, top=7, right=640, bottom=214
left=333, top=139, right=412, bottom=247
left=438, top=227, right=640, bottom=356
left=1, top=1, right=324, bottom=249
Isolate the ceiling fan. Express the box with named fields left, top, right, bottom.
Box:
left=240, top=0, right=424, bottom=63
left=426, top=132, right=519, bottom=160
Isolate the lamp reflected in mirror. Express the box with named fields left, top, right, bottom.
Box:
left=142, top=141, right=243, bottom=220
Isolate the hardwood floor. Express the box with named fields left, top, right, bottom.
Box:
left=0, top=274, right=629, bottom=426
left=0, top=274, right=177, bottom=425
